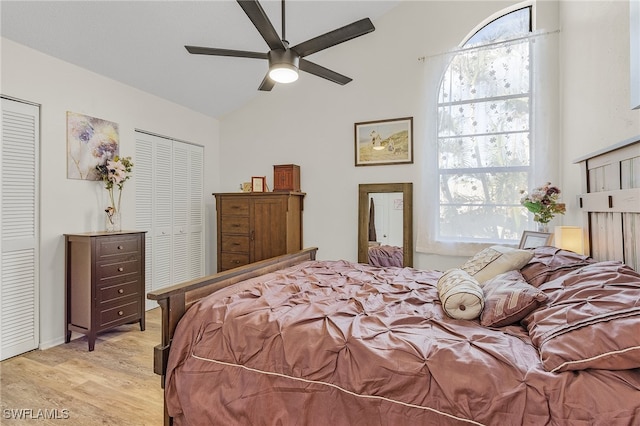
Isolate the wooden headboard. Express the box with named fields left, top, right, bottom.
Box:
left=574, top=136, right=640, bottom=271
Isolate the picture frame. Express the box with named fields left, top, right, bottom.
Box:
left=251, top=176, right=266, bottom=192
left=355, top=117, right=413, bottom=166
left=518, top=231, right=553, bottom=249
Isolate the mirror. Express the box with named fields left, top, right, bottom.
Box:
left=358, top=183, right=413, bottom=267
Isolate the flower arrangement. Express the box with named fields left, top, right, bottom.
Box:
left=520, top=182, right=566, bottom=225
left=96, top=156, right=133, bottom=226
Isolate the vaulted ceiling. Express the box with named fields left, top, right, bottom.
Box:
left=1, top=1, right=400, bottom=118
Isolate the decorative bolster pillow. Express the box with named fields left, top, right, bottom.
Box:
left=437, top=269, right=484, bottom=320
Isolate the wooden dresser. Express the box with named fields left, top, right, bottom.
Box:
left=214, top=192, right=304, bottom=272
left=65, top=231, right=146, bottom=351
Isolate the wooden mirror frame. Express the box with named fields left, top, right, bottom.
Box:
left=358, top=183, right=413, bottom=267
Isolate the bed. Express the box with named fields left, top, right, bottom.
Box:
left=148, top=139, right=640, bottom=426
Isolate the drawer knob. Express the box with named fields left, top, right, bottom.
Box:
left=118, top=289, right=124, bottom=294
left=118, top=267, right=124, bottom=272
left=233, top=260, right=240, bottom=264
left=118, top=311, right=124, bottom=316
left=117, top=245, right=124, bottom=250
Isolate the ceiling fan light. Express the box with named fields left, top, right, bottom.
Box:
left=269, top=64, right=299, bottom=83
left=268, top=48, right=300, bottom=84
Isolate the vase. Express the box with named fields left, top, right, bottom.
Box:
left=106, top=211, right=121, bottom=232
left=536, top=222, right=549, bottom=233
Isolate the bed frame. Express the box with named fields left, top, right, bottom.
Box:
left=147, top=247, right=318, bottom=425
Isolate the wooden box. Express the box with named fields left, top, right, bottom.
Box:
left=273, top=164, right=300, bottom=192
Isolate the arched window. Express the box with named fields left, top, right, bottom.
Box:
left=436, top=6, right=533, bottom=244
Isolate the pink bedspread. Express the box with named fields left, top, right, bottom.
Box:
left=164, top=259, right=640, bottom=425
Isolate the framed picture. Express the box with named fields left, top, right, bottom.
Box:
left=251, top=176, right=266, bottom=192
left=67, top=112, right=119, bottom=180
left=519, top=231, right=553, bottom=249
left=355, top=117, right=413, bottom=166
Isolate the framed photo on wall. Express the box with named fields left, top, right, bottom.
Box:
left=354, top=117, right=413, bottom=166
left=519, top=231, right=553, bottom=249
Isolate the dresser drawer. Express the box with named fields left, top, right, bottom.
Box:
left=99, top=299, right=140, bottom=328
left=221, top=216, right=250, bottom=234
left=96, top=235, right=141, bottom=260
left=98, top=280, right=140, bottom=304
left=220, top=253, right=250, bottom=270
left=221, top=235, right=250, bottom=253
left=220, top=198, right=250, bottom=216
left=97, top=258, right=141, bottom=283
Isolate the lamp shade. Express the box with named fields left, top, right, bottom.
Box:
left=554, top=226, right=585, bottom=255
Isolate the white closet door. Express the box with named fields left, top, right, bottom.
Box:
left=135, top=131, right=204, bottom=306
left=188, top=144, right=204, bottom=279
left=134, top=133, right=155, bottom=310
left=153, top=137, right=174, bottom=291
left=1, top=98, right=39, bottom=361
left=172, top=142, right=189, bottom=284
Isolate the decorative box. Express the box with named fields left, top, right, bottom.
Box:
left=273, top=164, right=300, bottom=192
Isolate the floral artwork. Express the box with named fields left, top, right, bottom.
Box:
left=67, top=112, right=119, bottom=180
left=520, top=182, right=566, bottom=224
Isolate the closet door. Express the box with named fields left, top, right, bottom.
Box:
left=188, top=144, right=204, bottom=278
left=135, top=132, right=204, bottom=306
left=1, top=98, right=39, bottom=360
left=134, top=133, right=155, bottom=310
left=153, top=137, right=174, bottom=291
left=172, top=142, right=189, bottom=283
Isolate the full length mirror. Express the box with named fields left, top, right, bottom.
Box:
left=358, top=183, right=413, bottom=267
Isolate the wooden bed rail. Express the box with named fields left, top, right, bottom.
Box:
left=147, top=247, right=318, bottom=381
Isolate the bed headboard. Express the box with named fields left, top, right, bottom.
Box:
left=574, top=136, right=640, bottom=271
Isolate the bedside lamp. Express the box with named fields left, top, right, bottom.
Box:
left=554, top=226, right=585, bottom=255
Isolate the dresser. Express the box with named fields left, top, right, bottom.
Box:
left=65, top=231, right=146, bottom=351
left=214, top=192, right=304, bottom=272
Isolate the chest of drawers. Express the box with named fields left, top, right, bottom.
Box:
left=65, top=231, right=146, bottom=351
left=214, top=192, right=304, bottom=272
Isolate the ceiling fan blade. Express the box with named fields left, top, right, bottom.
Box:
left=237, top=0, right=285, bottom=51
left=185, top=46, right=267, bottom=60
left=258, top=73, right=276, bottom=91
left=299, top=59, right=352, bottom=85
left=291, top=18, right=375, bottom=58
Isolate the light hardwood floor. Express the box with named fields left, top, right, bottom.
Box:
left=0, top=308, right=164, bottom=425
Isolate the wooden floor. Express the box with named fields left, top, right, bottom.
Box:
left=0, top=308, right=164, bottom=425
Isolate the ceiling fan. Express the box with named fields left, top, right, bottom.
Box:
left=185, top=0, right=375, bottom=91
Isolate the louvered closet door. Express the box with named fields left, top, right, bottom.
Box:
left=188, top=144, right=204, bottom=278
left=172, top=142, right=189, bottom=284
left=135, top=132, right=204, bottom=307
left=134, top=133, right=155, bottom=310
left=1, top=98, right=39, bottom=361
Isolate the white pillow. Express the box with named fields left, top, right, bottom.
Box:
left=437, top=269, right=484, bottom=320
left=460, top=246, right=534, bottom=284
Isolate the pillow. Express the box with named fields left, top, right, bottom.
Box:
left=480, top=270, right=547, bottom=327
left=519, top=246, right=596, bottom=287
left=437, top=269, right=484, bottom=320
left=460, top=246, right=534, bottom=284
left=523, top=261, right=640, bottom=373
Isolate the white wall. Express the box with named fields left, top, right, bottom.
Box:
left=220, top=0, right=566, bottom=270
left=558, top=0, right=640, bottom=226
left=1, top=38, right=220, bottom=349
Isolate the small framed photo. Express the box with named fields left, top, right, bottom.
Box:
left=519, top=231, right=553, bottom=249
left=355, top=117, right=413, bottom=166
left=251, top=176, right=266, bottom=192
